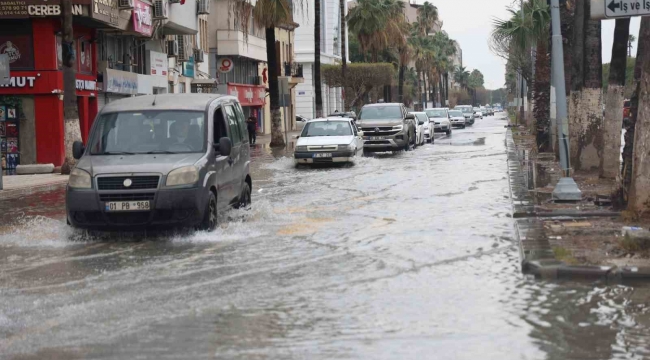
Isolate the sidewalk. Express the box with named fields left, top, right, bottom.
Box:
left=506, top=127, right=650, bottom=282
left=0, top=173, right=69, bottom=200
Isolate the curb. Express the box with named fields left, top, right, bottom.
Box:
left=0, top=180, right=68, bottom=200
left=505, top=130, right=650, bottom=282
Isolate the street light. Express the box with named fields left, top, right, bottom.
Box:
left=550, top=0, right=581, bottom=201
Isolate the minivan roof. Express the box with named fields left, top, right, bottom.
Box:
left=101, top=94, right=234, bottom=113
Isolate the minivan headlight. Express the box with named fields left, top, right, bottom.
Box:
left=69, top=168, right=92, bottom=189
left=166, top=166, right=199, bottom=187
left=338, top=144, right=353, bottom=151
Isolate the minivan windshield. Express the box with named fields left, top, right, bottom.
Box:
left=301, top=121, right=352, bottom=137
left=359, top=106, right=402, bottom=121
left=89, top=111, right=205, bottom=155
left=426, top=109, right=447, bottom=118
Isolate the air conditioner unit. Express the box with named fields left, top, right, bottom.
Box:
left=167, top=40, right=178, bottom=57
left=193, top=48, right=204, bottom=63
left=177, top=35, right=189, bottom=61
left=197, top=0, right=210, bottom=14
left=118, top=0, right=134, bottom=9
left=153, top=0, right=168, bottom=19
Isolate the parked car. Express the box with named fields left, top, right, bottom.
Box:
left=448, top=110, right=466, bottom=129
left=454, top=105, right=475, bottom=126
left=66, top=94, right=252, bottom=232
left=425, top=108, right=452, bottom=136
left=294, top=118, right=364, bottom=165
left=296, top=114, right=310, bottom=131
left=409, top=112, right=428, bottom=146
left=411, top=112, right=434, bottom=143
left=473, top=107, right=484, bottom=119
left=485, top=107, right=494, bottom=116
left=357, top=103, right=417, bottom=153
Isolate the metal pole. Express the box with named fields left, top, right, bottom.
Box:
left=550, top=0, right=581, bottom=200
left=0, top=164, right=3, bottom=191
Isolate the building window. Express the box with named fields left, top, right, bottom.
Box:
left=199, top=18, right=209, bottom=51
left=179, top=83, right=186, bottom=93
left=168, top=82, right=174, bottom=93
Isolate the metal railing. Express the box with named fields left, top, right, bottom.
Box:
left=283, top=62, right=303, bottom=78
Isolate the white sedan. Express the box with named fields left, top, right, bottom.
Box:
left=294, top=118, right=365, bottom=165
left=425, top=108, right=452, bottom=136
left=448, top=109, right=466, bottom=129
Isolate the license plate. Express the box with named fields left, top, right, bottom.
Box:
left=313, top=153, right=332, bottom=158
left=105, top=201, right=151, bottom=212
left=368, top=136, right=386, bottom=140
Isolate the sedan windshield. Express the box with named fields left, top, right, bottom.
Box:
left=449, top=110, right=463, bottom=117
left=301, top=121, right=352, bottom=137
left=359, top=106, right=402, bottom=120
left=426, top=109, right=447, bottom=118
left=89, top=111, right=205, bottom=155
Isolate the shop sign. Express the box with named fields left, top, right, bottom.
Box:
left=132, top=0, right=152, bottom=36
left=147, top=51, right=167, bottom=77
left=227, top=83, right=266, bottom=107
left=0, top=35, right=34, bottom=69
left=218, top=58, right=233, bottom=73
left=0, top=0, right=86, bottom=18
left=76, top=79, right=96, bottom=91
left=92, top=0, right=120, bottom=27
left=105, top=68, right=138, bottom=94
left=182, top=56, right=194, bottom=78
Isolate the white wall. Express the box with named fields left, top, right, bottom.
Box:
left=165, top=0, right=198, bottom=35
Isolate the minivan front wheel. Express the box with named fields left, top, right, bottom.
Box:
left=200, top=192, right=218, bottom=231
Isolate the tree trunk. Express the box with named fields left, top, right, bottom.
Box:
left=314, top=0, right=323, bottom=117
left=266, top=27, right=284, bottom=147
left=398, top=64, right=405, bottom=104
left=622, top=17, right=650, bottom=205
left=627, top=18, right=650, bottom=212
left=340, top=0, right=347, bottom=111
left=601, top=18, right=630, bottom=179
left=417, top=69, right=422, bottom=109
left=60, top=0, right=81, bottom=175
left=423, top=73, right=428, bottom=108
left=533, top=38, right=551, bottom=152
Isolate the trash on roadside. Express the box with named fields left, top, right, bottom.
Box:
left=549, top=236, right=562, bottom=240
left=563, top=222, right=592, bottom=228
left=594, top=195, right=612, bottom=206
left=621, top=226, right=650, bottom=239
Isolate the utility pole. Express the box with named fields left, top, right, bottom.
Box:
left=550, top=0, right=581, bottom=200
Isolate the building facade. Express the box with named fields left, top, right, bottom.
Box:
left=293, top=0, right=347, bottom=119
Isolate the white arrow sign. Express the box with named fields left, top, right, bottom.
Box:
left=604, top=0, right=650, bottom=18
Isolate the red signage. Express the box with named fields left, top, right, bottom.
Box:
left=0, top=71, right=97, bottom=96
left=227, top=83, right=266, bottom=107
left=0, top=34, right=34, bottom=69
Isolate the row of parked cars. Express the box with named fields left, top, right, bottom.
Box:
left=293, top=103, right=499, bottom=166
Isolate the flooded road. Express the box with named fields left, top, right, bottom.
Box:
left=2, top=115, right=650, bottom=359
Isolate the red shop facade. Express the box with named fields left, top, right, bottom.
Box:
left=0, top=8, right=104, bottom=169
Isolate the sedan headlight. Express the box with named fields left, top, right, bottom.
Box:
left=166, top=166, right=199, bottom=187
left=69, top=168, right=92, bottom=189
left=295, top=145, right=308, bottom=152
left=338, top=144, right=353, bottom=151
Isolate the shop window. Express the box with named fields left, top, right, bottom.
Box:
left=77, top=38, right=93, bottom=74
left=0, top=20, right=34, bottom=70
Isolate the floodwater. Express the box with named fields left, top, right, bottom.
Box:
left=1, top=115, right=650, bottom=359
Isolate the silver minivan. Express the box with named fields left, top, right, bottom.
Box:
left=66, top=94, right=252, bottom=231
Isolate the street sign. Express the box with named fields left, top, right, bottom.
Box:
left=0, top=54, right=9, bottom=86
left=592, top=0, right=650, bottom=19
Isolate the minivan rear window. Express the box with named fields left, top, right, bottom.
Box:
left=89, top=111, right=205, bottom=155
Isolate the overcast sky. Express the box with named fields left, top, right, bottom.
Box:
left=425, top=0, right=642, bottom=90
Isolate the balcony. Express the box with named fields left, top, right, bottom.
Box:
left=284, top=62, right=303, bottom=78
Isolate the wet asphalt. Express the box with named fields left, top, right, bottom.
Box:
left=2, top=114, right=650, bottom=359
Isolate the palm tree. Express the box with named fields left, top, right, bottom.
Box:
left=315, top=0, right=323, bottom=117
left=347, top=0, right=405, bottom=62
left=492, top=0, right=550, bottom=150
left=601, top=18, right=630, bottom=178
left=416, top=1, right=438, bottom=35
left=454, top=66, right=470, bottom=90
left=628, top=34, right=636, bottom=57
left=253, top=0, right=292, bottom=147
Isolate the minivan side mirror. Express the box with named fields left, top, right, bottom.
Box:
left=218, top=137, right=232, bottom=157
left=405, top=113, right=415, bottom=120
left=72, top=141, right=85, bottom=160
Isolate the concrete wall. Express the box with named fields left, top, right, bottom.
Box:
left=165, top=0, right=198, bottom=35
